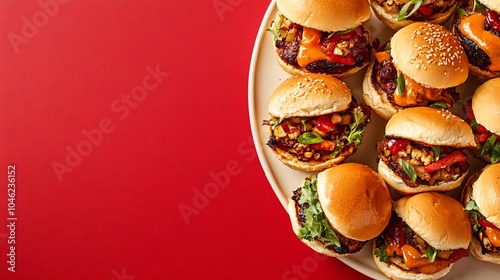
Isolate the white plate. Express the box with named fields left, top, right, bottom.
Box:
left=248, top=1, right=499, bottom=279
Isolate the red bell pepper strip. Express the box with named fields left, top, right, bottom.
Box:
left=479, top=218, right=500, bottom=230
left=418, top=5, right=433, bottom=18
left=316, top=115, right=336, bottom=133
left=424, top=151, right=467, bottom=173
left=486, top=9, right=500, bottom=33
left=281, top=121, right=291, bottom=134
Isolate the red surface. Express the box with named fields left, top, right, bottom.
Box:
left=0, top=1, right=370, bottom=279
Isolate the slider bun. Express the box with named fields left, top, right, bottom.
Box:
left=471, top=164, right=500, bottom=229
left=270, top=147, right=350, bottom=172
left=377, top=159, right=467, bottom=194
left=362, top=60, right=401, bottom=120
left=287, top=198, right=342, bottom=257
left=472, top=78, right=500, bottom=135
left=481, top=0, right=500, bottom=13
left=391, top=22, right=468, bottom=89
left=369, top=0, right=457, bottom=30
left=317, top=163, right=392, bottom=241
left=276, top=0, right=371, bottom=32
left=372, top=241, right=453, bottom=280
left=468, top=63, right=500, bottom=80
left=394, top=192, right=472, bottom=250
left=268, top=74, right=351, bottom=119
left=469, top=237, right=500, bottom=265
left=385, top=107, right=476, bottom=148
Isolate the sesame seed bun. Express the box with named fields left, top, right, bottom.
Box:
left=395, top=192, right=472, bottom=250
left=385, top=107, right=476, bottom=149
left=316, top=163, right=392, bottom=241
left=390, top=22, right=469, bottom=89
left=267, top=74, right=354, bottom=171
left=362, top=60, right=402, bottom=121
left=288, top=164, right=392, bottom=256
left=276, top=0, right=371, bottom=32
left=481, top=0, right=500, bottom=13
left=268, top=74, right=351, bottom=119
left=372, top=241, right=453, bottom=280
left=369, top=0, right=457, bottom=30
left=461, top=164, right=500, bottom=264
left=472, top=78, right=500, bottom=135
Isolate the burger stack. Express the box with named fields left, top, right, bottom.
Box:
left=260, top=0, right=500, bottom=279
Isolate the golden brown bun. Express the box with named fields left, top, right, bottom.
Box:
left=372, top=241, right=453, bottom=280
left=472, top=78, right=500, bottom=135
left=270, top=145, right=352, bottom=172
left=268, top=74, right=351, bottom=119
left=468, top=236, right=500, bottom=265
left=369, top=0, right=457, bottom=30
left=276, top=0, right=371, bottom=32
left=468, top=62, right=500, bottom=80
left=394, top=192, right=471, bottom=250
left=377, top=159, right=468, bottom=194
left=317, top=163, right=392, bottom=241
left=471, top=164, right=500, bottom=228
left=362, top=60, right=402, bottom=120
left=482, top=0, right=500, bottom=13
left=461, top=167, right=500, bottom=264
left=287, top=199, right=344, bottom=257
left=391, top=22, right=469, bottom=89
left=386, top=107, right=477, bottom=148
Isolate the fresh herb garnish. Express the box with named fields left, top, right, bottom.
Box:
left=426, top=246, right=438, bottom=262
left=297, top=178, right=341, bottom=248
left=346, top=107, right=368, bottom=146
left=398, top=0, right=423, bottom=21
left=402, top=159, right=417, bottom=183
left=298, top=132, right=324, bottom=145
left=456, top=7, right=468, bottom=17
left=470, top=118, right=479, bottom=131
left=473, top=0, right=487, bottom=14
left=432, top=146, right=441, bottom=161
left=429, top=101, right=448, bottom=109
left=301, top=119, right=307, bottom=131
left=374, top=243, right=390, bottom=263
left=465, top=200, right=483, bottom=232
left=267, top=14, right=284, bottom=41
left=479, top=134, right=500, bottom=163
left=396, top=73, right=406, bottom=96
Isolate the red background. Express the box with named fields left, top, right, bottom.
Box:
left=0, top=0, right=370, bottom=279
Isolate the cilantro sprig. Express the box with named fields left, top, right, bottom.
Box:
left=346, top=107, right=368, bottom=146
left=479, top=134, right=500, bottom=163
left=267, top=14, right=284, bottom=41
left=297, top=178, right=341, bottom=248
left=426, top=246, right=438, bottom=262
left=374, top=242, right=390, bottom=263
left=465, top=200, right=483, bottom=232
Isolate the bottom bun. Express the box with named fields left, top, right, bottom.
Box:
left=378, top=160, right=466, bottom=194
left=469, top=63, right=500, bottom=80
left=372, top=242, right=452, bottom=280
left=273, top=146, right=350, bottom=172
left=362, top=61, right=401, bottom=120
left=468, top=237, right=500, bottom=265
left=287, top=199, right=348, bottom=257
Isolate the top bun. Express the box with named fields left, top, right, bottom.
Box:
left=390, top=22, right=469, bottom=88
left=481, top=0, right=500, bottom=13
left=317, top=163, right=392, bottom=241
left=394, top=192, right=471, bottom=250
left=276, top=0, right=371, bottom=32
left=472, top=164, right=500, bottom=228
left=472, top=78, right=500, bottom=135
left=386, top=107, right=476, bottom=148
left=268, top=74, right=352, bottom=119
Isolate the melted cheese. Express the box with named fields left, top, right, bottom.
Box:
left=485, top=227, right=500, bottom=247
left=297, top=27, right=331, bottom=68
left=460, top=13, right=500, bottom=72
left=394, top=72, right=443, bottom=107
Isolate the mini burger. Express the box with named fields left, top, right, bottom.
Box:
left=452, top=0, right=500, bottom=79
left=363, top=22, right=469, bottom=120
left=376, top=107, right=476, bottom=194
left=373, top=192, right=471, bottom=279
left=289, top=163, right=392, bottom=256
left=464, top=77, right=500, bottom=164
left=263, top=74, right=370, bottom=171
left=462, top=163, right=500, bottom=264
left=267, top=0, right=373, bottom=78
left=369, top=0, right=458, bottom=30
